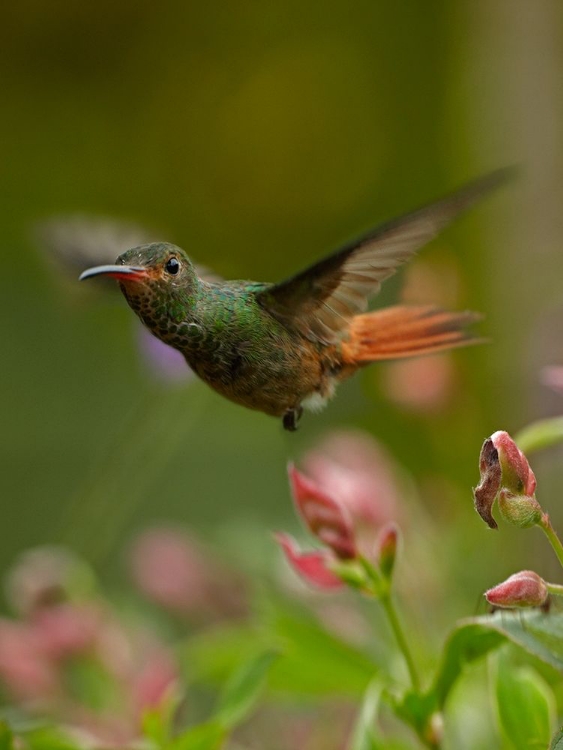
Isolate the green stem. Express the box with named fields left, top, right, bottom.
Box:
left=379, top=592, right=420, bottom=692
left=546, top=582, right=563, bottom=597
left=539, top=513, right=563, bottom=570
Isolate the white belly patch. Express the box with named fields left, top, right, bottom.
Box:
left=301, top=378, right=337, bottom=412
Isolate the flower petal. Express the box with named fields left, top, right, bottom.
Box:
left=491, top=431, right=536, bottom=496
left=473, top=438, right=501, bottom=529
left=274, top=533, right=344, bottom=590
left=288, top=464, right=356, bottom=559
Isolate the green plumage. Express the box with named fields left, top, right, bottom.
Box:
left=117, top=243, right=338, bottom=418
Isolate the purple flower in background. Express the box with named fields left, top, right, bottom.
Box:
left=136, top=326, right=195, bottom=384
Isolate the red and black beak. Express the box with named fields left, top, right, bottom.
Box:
left=79, top=264, right=149, bottom=282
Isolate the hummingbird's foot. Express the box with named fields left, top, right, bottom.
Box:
left=282, top=406, right=303, bottom=432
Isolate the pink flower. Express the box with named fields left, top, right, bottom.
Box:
left=486, top=570, right=549, bottom=609
left=288, top=464, right=356, bottom=560
left=274, top=533, right=345, bottom=590
left=301, top=430, right=401, bottom=532
left=277, top=434, right=406, bottom=592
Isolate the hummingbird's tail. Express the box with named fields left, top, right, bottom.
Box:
left=340, top=305, right=482, bottom=364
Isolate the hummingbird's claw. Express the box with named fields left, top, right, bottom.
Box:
left=283, top=406, right=303, bottom=432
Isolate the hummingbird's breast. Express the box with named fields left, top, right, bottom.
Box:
left=175, top=285, right=343, bottom=417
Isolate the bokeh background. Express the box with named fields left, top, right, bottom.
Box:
left=1, top=2, right=563, bottom=742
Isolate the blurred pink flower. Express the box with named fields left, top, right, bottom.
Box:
left=0, top=619, right=59, bottom=703
left=541, top=365, right=563, bottom=395
left=0, top=545, right=183, bottom=748
left=380, top=355, right=455, bottom=413
left=32, top=603, right=102, bottom=660
left=129, top=527, right=247, bottom=621
left=301, top=430, right=401, bottom=532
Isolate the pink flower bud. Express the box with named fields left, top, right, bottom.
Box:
left=274, top=533, right=345, bottom=590
left=474, top=432, right=538, bottom=529
left=375, top=523, right=400, bottom=580
left=491, top=431, right=536, bottom=496
left=288, top=464, right=357, bottom=560
left=485, top=570, right=548, bottom=609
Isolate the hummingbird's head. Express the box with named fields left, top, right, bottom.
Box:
left=80, top=242, right=201, bottom=336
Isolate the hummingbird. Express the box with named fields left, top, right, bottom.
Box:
left=79, top=171, right=508, bottom=430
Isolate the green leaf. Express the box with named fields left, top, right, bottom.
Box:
left=215, top=650, right=279, bottom=730
left=431, top=611, right=563, bottom=711
left=348, top=680, right=383, bottom=750
left=494, top=651, right=554, bottom=749
left=22, top=727, right=80, bottom=750
left=183, top=606, right=378, bottom=698
left=165, top=721, right=225, bottom=750
left=142, top=687, right=182, bottom=746
left=431, top=620, right=506, bottom=709
left=268, top=608, right=378, bottom=696
left=482, top=611, right=563, bottom=671
left=514, top=417, right=563, bottom=455
left=550, top=726, right=563, bottom=749
left=0, top=722, right=13, bottom=750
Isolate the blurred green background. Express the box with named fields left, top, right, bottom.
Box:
left=1, top=0, right=563, bottom=619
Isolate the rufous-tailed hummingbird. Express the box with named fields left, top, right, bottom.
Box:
left=79, top=171, right=508, bottom=430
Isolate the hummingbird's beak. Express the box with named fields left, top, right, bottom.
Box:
left=79, top=264, right=149, bottom=282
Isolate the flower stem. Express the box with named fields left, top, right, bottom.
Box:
left=379, top=592, right=420, bottom=692
left=539, top=513, right=563, bottom=570
left=546, top=582, right=563, bottom=597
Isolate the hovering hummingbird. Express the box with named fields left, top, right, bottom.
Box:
left=79, top=171, right=508, bottom=430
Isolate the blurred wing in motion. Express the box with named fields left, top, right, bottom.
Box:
left=35, top=215, right=200, bottom=380
left=34, top=215, right=221, bottom=283
left=35, top=215, right=158, bottom=278
left=257, top=169, right=511, bottom=344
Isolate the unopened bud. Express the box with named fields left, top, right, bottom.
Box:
left=486, top=570, right=548, bottom=609
left=497, top=490, right=542, bottom=529
left=375, top=522, right=400, bottom=580
left=474, top=432, right=540, bottom=529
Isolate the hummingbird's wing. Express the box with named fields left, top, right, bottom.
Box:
left=257, top=170, right=511, bottom=344
left=35, top=216, right=221, bottom=283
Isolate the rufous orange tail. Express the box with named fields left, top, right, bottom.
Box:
left=341, top=305, right=482, bottom=364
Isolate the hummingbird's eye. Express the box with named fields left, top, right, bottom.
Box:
left=165, top=257, right=180, bottom=275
